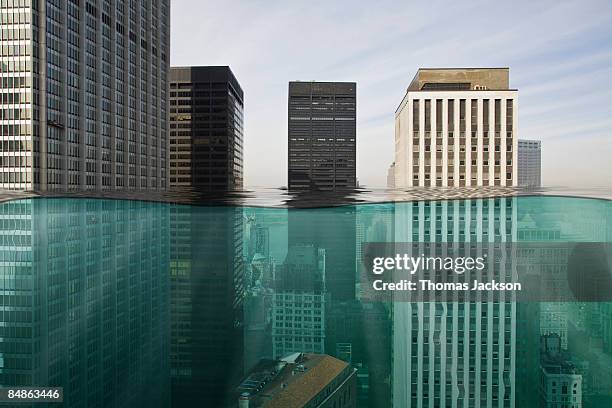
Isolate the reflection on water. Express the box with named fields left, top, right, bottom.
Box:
left=0, top=195, right=611, bottom=407
left=3, top=185, right=612, bottom=208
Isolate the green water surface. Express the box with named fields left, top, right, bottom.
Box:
left=0, top=195, right=611, bottom=407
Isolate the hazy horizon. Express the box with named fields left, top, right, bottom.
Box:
left=172, top=0, right=612, bottom=189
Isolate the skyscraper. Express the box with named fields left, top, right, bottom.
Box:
left=518, top=139, right=542, bottom=188
left=0, top=1, right=170, bottom=191
left=540, top=334, right=583, bottom=408
left=0, top=198, right=170, bottom=406
left=288, top=206, right=356, bottom=301
left=288, top=81, right=356, bottom=191
left=392, top=198, right=517, bottom=407
left=169, top=205, right=245, bottom=406
left=394, top=68, right=518, bottom=188
left=272, top=244, right=327, bottom=359
left=169, top=66, right=244, bottom=191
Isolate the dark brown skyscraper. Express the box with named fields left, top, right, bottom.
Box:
left=170, top=66, right=244, bottom=191
left=288, top=81, right=356, bottom=191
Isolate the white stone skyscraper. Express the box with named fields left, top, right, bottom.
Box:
left=394, top=68, right=518, bottom=188
left=393, top=198, right=517, bottom=407
left=0, top=0, right=169, bottom=191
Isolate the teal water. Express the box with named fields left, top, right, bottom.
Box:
left=0, top=195, right=611, bottom=407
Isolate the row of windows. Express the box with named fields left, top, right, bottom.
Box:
left=413, top=99, right=514, bottom=132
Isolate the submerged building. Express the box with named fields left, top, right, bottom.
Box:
left=236, top=352, right=357, bottom=408
left=272, top=244, right=327, bottom=359
left=394, top=68, right=518, bottom=188
left=540, top=334, right=582, bottom=408
left=169, top=205, right=245, bottom=406
left=0, top=1, right=170, bottom=191
left=0, top=199, right=170, bottom=406
left=392, top=198, right=518, bottom=407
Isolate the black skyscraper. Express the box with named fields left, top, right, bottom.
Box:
left=288, top=81, right=356, bottom=191
left=170, top=66, right=244, bottom=191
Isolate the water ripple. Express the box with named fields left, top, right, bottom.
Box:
left=0, top=186, right=611, bottom=207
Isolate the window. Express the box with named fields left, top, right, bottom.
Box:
left=448, top=100, right=454, bottom=131
left=413, top=100, right=419, bottom=131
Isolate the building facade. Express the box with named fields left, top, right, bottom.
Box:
left=272, top=245, right=326, bottom=359
left=540, top=334, right=582, bottom=408
left=169, top=66, right=244, bottom=191
left=0, top=0, right=170, bottom=191
left=387, top=162, right=395, bottom=188
left=288, top=81, right=356, bottom=191
left=394, top=68, right=518, bottom=188
left=237, top=353, right=357, bottom=408
left=393, top=198, right=518, bottom=407
left=518, top=139, right=542, bottom=188
left=0, top=198, right=170, bottom=407
left=169, top=205, right=245, bottom=406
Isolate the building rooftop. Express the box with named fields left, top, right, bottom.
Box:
left=540, top=334, right=580, bottom=376
left=288, top=81, right=356, bottom=96
left=407, top=67, right=511, bottom=91
left=518, top=139, right=542, bottom=146
left=236, top=353, right=350, bottom=408
left=170, top=65, right=243, bottom=99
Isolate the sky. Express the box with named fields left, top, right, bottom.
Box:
left=171, top=0, right=612, bottom=189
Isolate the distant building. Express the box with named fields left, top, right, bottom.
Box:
left=236, top=353, right=357, bottom=408
left=518, top=139, right=542, bottom=188
left=170, top=66, right=244, bottom=191
left=288, top=81, right=356, bottom=191
left=387, top=162, right=395, bottom=188
left=249, top=224, right=270, bottom=260
left=540, top=334, right=583, bottom=408
left=394, top=68, right=518, bottom=188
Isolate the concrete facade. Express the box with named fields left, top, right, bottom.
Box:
left=393, top=197, right=518, bottom=407
left=395, top=68, right=518, bottom=188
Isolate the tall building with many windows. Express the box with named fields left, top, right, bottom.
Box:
left=0, top=0, right=169, bottom=191
left=392, top=198, right=518, bottom=407
left=272, top=244, right=327, bottom=359
left=169, top=205, right=245, bottom=406
left=0, top=198, right=170, bottom=406
left=518, top=139, right=542, bottom=188
left=394, top=68, right=518, bottom=188
left=288, top=81, right=356, bottom=191
left=169, top=66, right=244, bottom=191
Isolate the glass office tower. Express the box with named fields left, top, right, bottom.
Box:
left=0, top=198, right=171, bottom=407
left=169, top=66, right=244, bottom=191
left=517, top=139, right=542, bottom=188
left=0, top=0, right=169, bottom=191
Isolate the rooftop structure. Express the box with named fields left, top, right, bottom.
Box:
left=237, top=353, right=357, bottom=408
left=406, top=67, right=511, bottom=92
